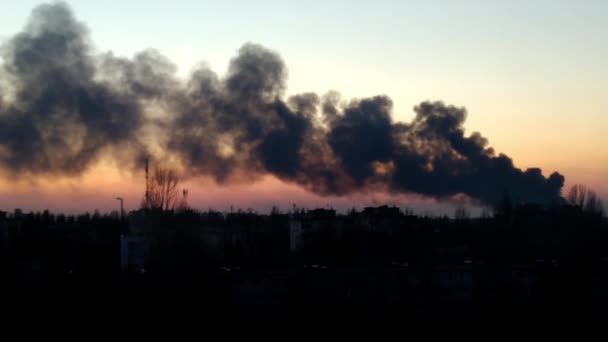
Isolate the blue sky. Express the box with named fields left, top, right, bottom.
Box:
left=2, top=1, right=603, bottom=123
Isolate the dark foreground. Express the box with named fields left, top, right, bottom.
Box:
left=1, top=203, right=607, bottom=320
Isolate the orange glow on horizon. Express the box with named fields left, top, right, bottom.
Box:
left=0, top=153, right=606, bottom=214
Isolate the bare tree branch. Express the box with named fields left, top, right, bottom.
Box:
left=145, top=166, right=180, bottom=211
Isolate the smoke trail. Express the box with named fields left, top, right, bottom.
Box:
left=0, top=2, right=565, bottom=206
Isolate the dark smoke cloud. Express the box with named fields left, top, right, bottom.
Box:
left=0, top=3, right=147, bottom=176
left=0, top=2, right=565, bottom=206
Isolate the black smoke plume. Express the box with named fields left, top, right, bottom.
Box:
left=0, top=3, right=147, bottom=176
left=0, top=2, right=565, bottom=206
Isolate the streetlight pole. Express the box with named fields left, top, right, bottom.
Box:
left=116, top=197, right=124, bottom=221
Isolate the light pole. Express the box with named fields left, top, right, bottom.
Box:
left=116, top=197, right=124, bottom=220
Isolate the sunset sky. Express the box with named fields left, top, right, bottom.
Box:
left=0, top=0, right=606, bottom=214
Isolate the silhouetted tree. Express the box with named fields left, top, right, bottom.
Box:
left=177, top=188, right=190, bottom=211
left=568, top=184, right=604, bottom=216
left=454, top=205, right=470, bottom=220
left=584, top=192, right=604, bottom=216
left=568, top=184, right=589, bottom=208
left=146, top=166, right=180, bottom=211
left=271, top=206, right=280, bottom=215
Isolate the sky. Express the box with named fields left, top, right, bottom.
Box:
left=0, top=0, right=606, bottom=214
